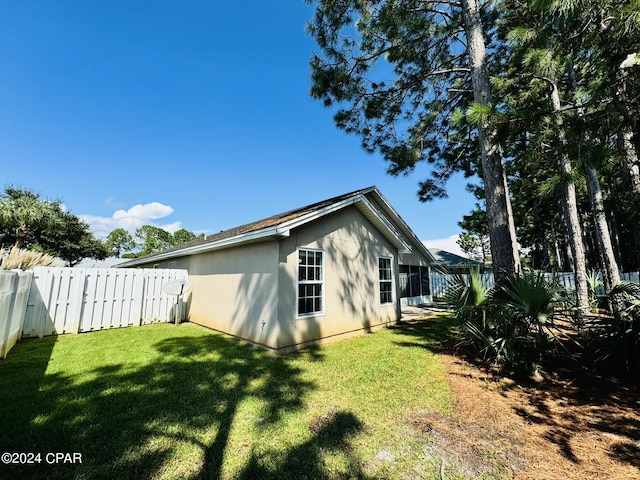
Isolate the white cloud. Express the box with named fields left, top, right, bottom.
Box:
left=112, top=202, right=173, bottom=221
left=422, top=235, right=467, bottom=257
left=81, top=202, right=180, bottom=239
left=159, top=221, right=182, bottom=234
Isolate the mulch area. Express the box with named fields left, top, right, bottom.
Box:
left=406, top=316, right=640, bottom=479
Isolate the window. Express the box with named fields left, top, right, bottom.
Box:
left=399, top=265, right=430, bottom=298
left=298, top=249, right=324, bottom=316
left=379, top=257, right=393, bottom=304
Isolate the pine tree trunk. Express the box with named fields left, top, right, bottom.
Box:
left=461, top=0, right=521, bottom=279
left=585, top=164, right=620, bottom=293
left=549, top=81, right=589, bottom=310
left=619, top=125, right=640, bottom=195
left=568, top=59, right=621, bottom=295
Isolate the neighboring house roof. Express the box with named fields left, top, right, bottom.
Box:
left=427, top=247, right=489, bottom=271
left=74, top=257, right=126, bottom=269
left=119, top=186, right=435, bottom=267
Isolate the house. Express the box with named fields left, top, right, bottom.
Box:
left=428, top=247, right=491, bottom=274
left=118, top=187, right=434, bottom=353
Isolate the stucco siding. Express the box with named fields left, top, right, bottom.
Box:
left=399, top=251, right=431, bottom=267
left=134, top=242, right=280, bottom=348
left=277, top=206, right=399, bottom=350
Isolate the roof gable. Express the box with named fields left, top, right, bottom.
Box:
left=118, top=187, right=434, bottom=266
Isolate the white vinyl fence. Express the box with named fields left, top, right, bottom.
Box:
left=430, top=271, right=640, bottom=298
left=21, top=267, right=189, bottom=338
left=0, top=270, right=33, bottom=358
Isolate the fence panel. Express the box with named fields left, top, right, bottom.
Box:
left=621, top=272, right=640, bottom=283
left=430, top=272, right=495, bottom=298
left=22, top=267, right=188, bottom=338
left=0, top=270, right=33, bottom=358
left=429, top=271, right=640, bottom=299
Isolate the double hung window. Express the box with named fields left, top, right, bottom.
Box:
left=379, top=257, right=393, bottom=304
left=298, top=249, right=324, bottom=315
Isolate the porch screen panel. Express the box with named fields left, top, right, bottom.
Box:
left=399, top=265, right=410, bottom=298
left=420, top=267, right=430, bottom=296
left=409, top=266, right=421, bottom=297
left=399, top=265, right=430, bottom=298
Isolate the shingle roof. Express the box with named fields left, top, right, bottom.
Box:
left=119, top=187, right=378, bottom=265
left=428, top=248, right=490, bottom=270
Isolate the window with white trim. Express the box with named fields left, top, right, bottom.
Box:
left=298, top=249, right=324, bottom=316
left=379, top=257, right=393, bottom=304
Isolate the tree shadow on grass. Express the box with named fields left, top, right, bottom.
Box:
left=0, top=327, right=317, bottom=479
left=237, top=411, right=371, bottom=480
left=388, top=315, right=458, bottom=354
left=0, top=336, right=57, bottom=435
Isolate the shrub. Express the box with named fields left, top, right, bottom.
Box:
left=593, top=281, right=640, bottom=374
left=444, top=268, right=491, bottom=325
left=449, top=270, right=563, bottom=379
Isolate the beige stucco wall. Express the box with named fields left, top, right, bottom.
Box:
left=141, top=242, right=281, bottom=349
left=276, top=206, right=400, bottom=351
left=127, top=202, right=432, bottom=352
left=399, top=251, right=431, bottom=267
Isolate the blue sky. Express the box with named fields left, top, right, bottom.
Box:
left=1, top=1, right=477, bottom=255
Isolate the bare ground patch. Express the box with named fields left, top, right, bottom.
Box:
left=409, top=351, right=640, bottom=479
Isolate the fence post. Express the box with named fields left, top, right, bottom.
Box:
left=132, top=273, right=145, bottom=327
left=70, top=269, right=87, bottom=334
left=36, top=268, right=55, bottom=338
left=0, top=272, right=19, bottom=359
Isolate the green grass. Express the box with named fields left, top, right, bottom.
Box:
left=0, top=318, right=455, bottom=480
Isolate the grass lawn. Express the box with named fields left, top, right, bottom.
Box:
left=0, top=318, right=455, bottom=480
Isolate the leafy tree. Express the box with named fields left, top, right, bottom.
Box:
left=39, top=212, right=108, bottom=266
left=458, top=232, right=490, bottom=263
left=457, top=232, right=481, bottom=261
left=0, top=187, right=59, bottom=249
left=110, top=225, right=204, bottom=258
left=171, top=228, right=203, bottom=246
left=0, top=187, right=107, bottom=266
left=307, top=0, right=520, bottom=276
left=135, top=225, right=173, bottom=256
left=458, top=206, right=491, bottom=263
left=105, top=228, right=136, bottom=257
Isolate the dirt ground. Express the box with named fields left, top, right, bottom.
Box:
left=409, top=345, right=640, bottom=479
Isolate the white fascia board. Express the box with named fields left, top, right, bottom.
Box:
left=366, top=188, right=436, bottom=262
left=354, top=196, right=411, bottom=251
left=118, top=189, right=413, bottom=267
left=276, top=195, right=408, bottom=251
left=119, top=227, right=290, bottom=266
left=119, top=202, right=358, bottom=268
left=275, top=197, right=359, bottom=232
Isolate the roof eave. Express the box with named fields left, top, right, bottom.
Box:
left=365, top=187, right=436, bottom=263
left=118, top=187, right=421, bottom=268
left=117, top=227, right=290, bottom=267
left=279, top=194, right=409, bottom=251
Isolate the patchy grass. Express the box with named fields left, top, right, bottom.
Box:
left=0, top=318, right=453, bottom=479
